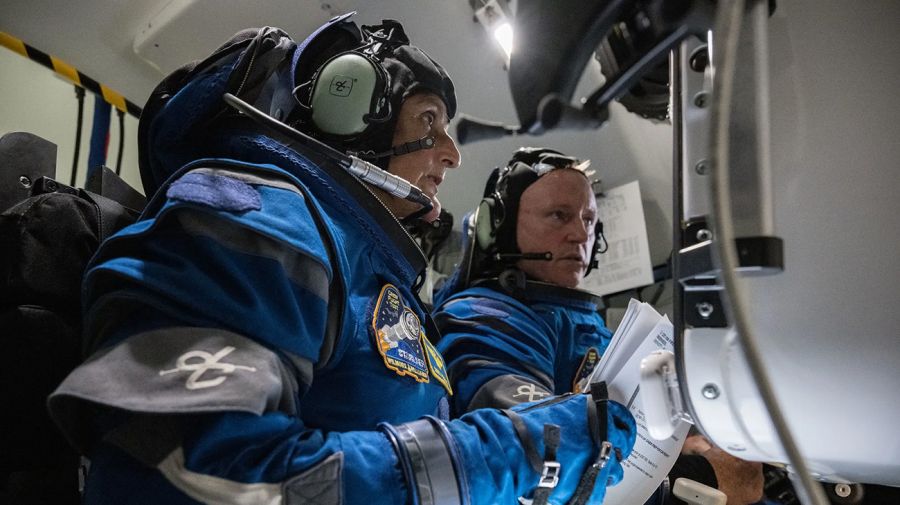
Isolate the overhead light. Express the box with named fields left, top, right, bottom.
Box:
left=492, top=21, right=513, bottom=60
left=473, top=0, right=513, bottom=63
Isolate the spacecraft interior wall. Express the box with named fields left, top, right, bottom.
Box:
left=682, top=0, right=900, bottom=486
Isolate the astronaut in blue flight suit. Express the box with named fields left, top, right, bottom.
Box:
left=433, top=147, right=612, bottom=415
left=433, top=147, right=764, bottom=505
left=48, top=17, right=636, bottom=505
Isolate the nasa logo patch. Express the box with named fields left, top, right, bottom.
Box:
left=372, top=284, right=429, bottom=383
left=572, top=347, right=600, bottom=393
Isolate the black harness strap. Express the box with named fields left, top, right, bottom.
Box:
left=566, top=382, right=612, bottom=505
left=502, top=409, right=544, bottom=473
left=530, top=424, right=561, bottom=505
left=504, top=408, right=562, bottom=505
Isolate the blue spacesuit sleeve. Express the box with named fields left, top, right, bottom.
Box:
left=383, top=392, right=637, bottom=505
left=434, top=290, right=558, bottom=414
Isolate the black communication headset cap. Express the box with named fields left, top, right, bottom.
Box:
left=293, top=18, right=456, bottom=168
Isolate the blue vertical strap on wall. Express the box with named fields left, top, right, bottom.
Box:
left=87, top=98, right=111, bottom=183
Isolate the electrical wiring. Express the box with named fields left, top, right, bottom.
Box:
left=70, top=85, right=85, bottom=186
left=115, top=108, right=125, bottom=175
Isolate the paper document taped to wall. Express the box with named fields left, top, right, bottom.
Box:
left=581, top=180, right=654, bottom=297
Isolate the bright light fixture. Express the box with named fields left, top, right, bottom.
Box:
left=473, top=0, right=513, bottom=64
left=492, top=22, right=513, bottom=60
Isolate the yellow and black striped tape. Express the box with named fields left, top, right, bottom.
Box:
left=0, top=31, right=142, bottom=118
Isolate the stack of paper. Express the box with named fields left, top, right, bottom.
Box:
left=584, top=299, right=691, bottom=505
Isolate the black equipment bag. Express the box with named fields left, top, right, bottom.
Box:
left=0, top=133, right=143, bottom=504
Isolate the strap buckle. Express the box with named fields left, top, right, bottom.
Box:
left=593, top=441, right=612, bottom=470
left=538, top=460, right=561, bottom=488
left=518, top=461, right=561, bottom=505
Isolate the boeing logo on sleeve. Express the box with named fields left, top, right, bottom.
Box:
left=513, top=383, right=550, bottom=402
left=159, top=346, right=257, bottom=390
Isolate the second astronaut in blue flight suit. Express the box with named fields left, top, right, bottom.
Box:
left=48, top=16, right=636, bottom=505
left=433, top=147, right=611, bottom=414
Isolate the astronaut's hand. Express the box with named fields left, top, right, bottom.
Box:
left=683, top=434, right=764, bottom=505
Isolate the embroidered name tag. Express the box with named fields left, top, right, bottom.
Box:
left=572, top=347, right=600, bottom=393
left=372, top=284, right=430, bottom=383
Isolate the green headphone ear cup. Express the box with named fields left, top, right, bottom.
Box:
left=310, top=53, right=379, bottom=136
left=475, top=199, right=495, bottom=251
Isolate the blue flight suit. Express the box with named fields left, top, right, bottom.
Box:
left=50, top=157, right=458, bottom=503
left=434, top=283, right=613, bottom=416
